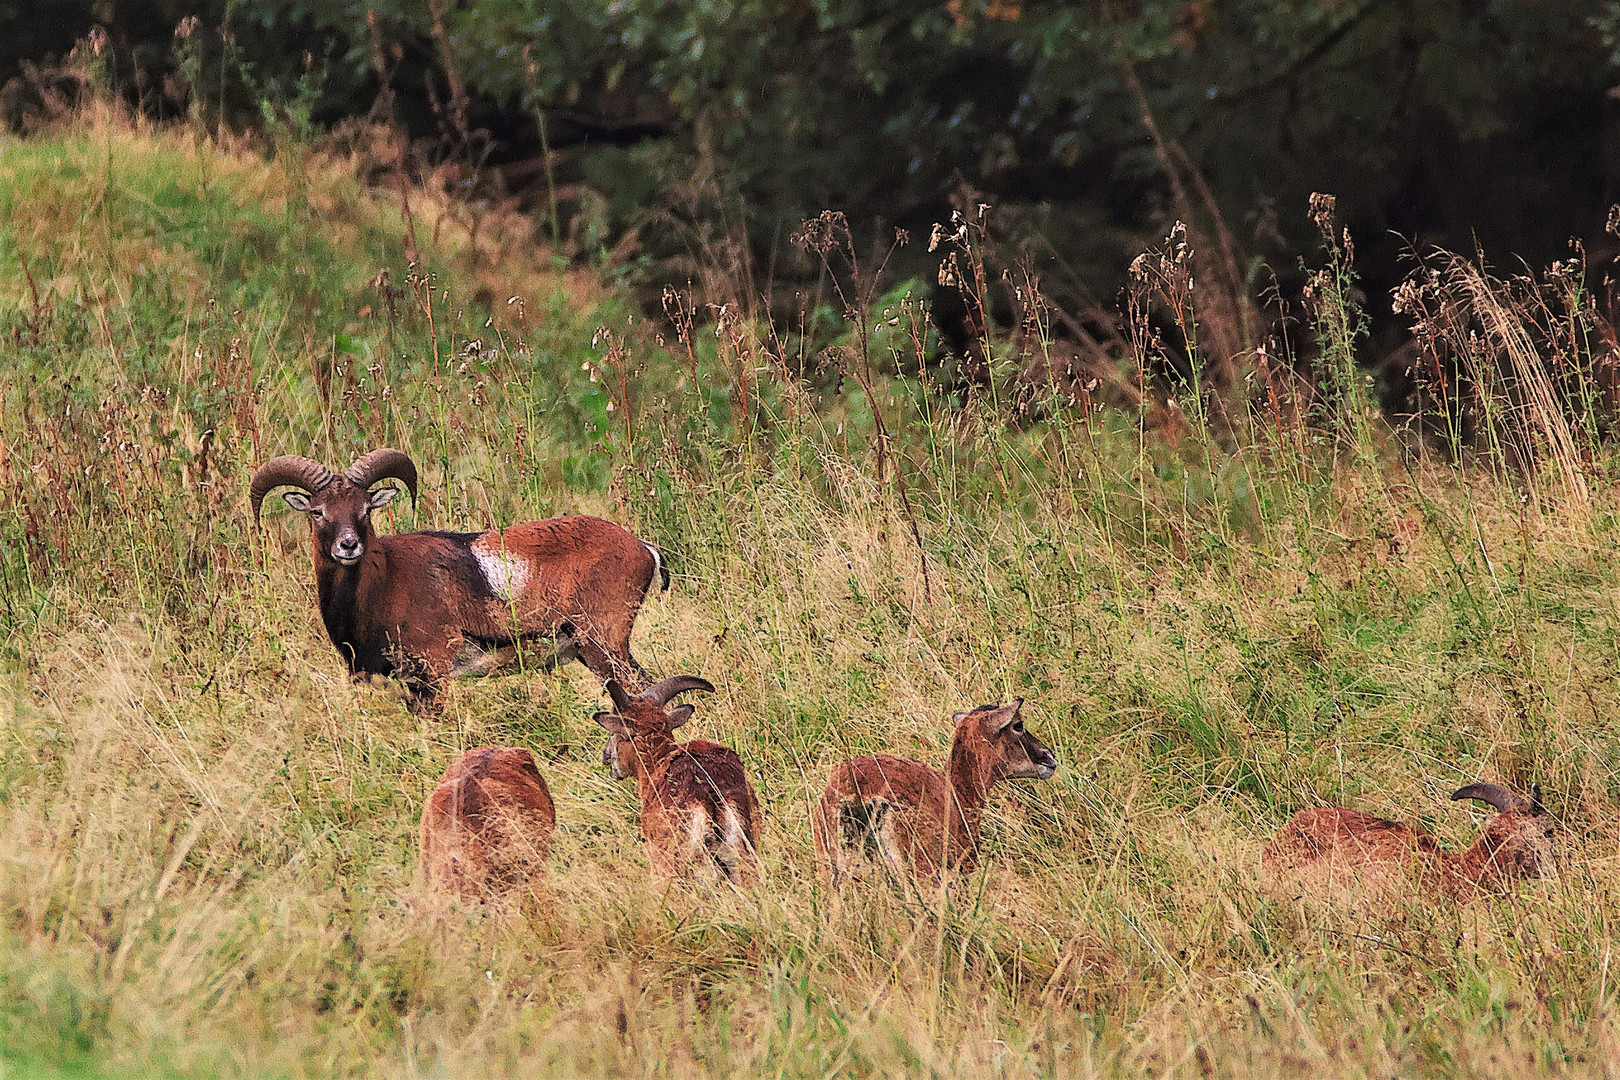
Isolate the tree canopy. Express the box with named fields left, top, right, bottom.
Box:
left=6, top=0, right=1616, bottom=341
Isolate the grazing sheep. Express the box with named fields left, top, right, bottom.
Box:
left=1261, top=782, right=1556, bottom=899
left=249, top=449, right=667, bottom=708
left=594, top=676, right=762, bottom=885
left=812, top=699, right=1057, bottom=885
left=420, top=746, right=556, bottom=900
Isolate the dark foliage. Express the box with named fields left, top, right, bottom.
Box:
left=6, top=0, right=1616, bottom=360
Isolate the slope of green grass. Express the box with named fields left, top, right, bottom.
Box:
left=4, top=116, right=1620, bottom=1078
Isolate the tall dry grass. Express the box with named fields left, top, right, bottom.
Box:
left=4, top=97, right=1620, bottom=1079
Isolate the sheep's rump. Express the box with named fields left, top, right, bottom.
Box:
left=653, top=743, right=760, bottom=878
left=816, top=755, right=951, bottom=874
left=420, top=747, right=556, bottom=896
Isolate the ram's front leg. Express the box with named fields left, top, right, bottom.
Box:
left=383, top=641, right=446, bottom=714
left=404, top=679, right=442, bottom=715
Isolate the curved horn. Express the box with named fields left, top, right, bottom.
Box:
left=1452, top=783, right=1533, bottom=814
left=249, top=455, right=335, bottom=524
left=641, top=675, right=715, bottom=707
left=344, top=448, right=418, bottom=502
left=605, top=680, right=634, bottom=712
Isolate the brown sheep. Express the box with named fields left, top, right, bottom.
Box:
left=249, top=449, right=668, bottom=709
left=594, top=676, right=762, bottom=885
left=1261, top=782, right=1556, bottom=899
left=420, top=746, right=557, bottom=900
left=812, top=699, right=1057, bottom=885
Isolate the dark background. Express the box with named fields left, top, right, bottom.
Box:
left=9, top=0, right=1619, bottom=376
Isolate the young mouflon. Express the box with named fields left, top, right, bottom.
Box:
left=813, top=699, right=1057, bottom=885
left=420, top=746, right=556, bottom=900
left=1262, top=782, right=1556, bottom=899
left=595, top=676, right=762, bottom=885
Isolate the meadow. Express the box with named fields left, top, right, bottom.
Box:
left=4, top=109, right=1620, bottom=1078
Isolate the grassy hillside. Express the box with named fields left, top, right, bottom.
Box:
left=4, top=116, right=1620, bottom=1078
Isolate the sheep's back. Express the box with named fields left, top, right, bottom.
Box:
left=1262, top=806, right=1441, bottom=899
left=421, top=746, right=556, bottom=897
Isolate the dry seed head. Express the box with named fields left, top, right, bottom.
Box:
left=1167, top=220, right=1188, bottom=258
left=1391, top=279, right=1423, bottom=315
left=791, top=210, right=849, bottom=256
left=1309, top=192, right=1337, bottom=236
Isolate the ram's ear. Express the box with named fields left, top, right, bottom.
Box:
left=668, top=703, right=695, bottom=729
left=282, top=491, right=311, bottom=512
left=367, top=485, right=399, bottom=510
left=592, top=711, right=631, bottom=738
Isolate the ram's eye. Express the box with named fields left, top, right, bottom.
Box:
left=310, top=507, right=324, bottom=519
left=1012, top=721, right=1024, bottom=733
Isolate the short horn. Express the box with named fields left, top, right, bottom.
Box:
left=641, top=675, right=715, bottom=707
left=605, top=680, right=634, bottom=712
left=1452, top=783, right=1533, bottom=814
left=249, top=455, right=335, bottom=524
left=345, top=448, right=418, bottom=502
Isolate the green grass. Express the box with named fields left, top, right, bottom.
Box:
left=4, top=114, right=1620, bottom=1078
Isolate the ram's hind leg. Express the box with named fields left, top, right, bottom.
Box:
left=668, top=808, right=712, bottom=882
left=575, top=634, right=647, bottom=691
left=448, top=640, right=521, bottom=678
left=566, top=573, right=654, bottom=690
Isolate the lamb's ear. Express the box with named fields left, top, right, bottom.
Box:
left=994, top=698, right=1026, bottom=731
left=367, top=485, right=399, bottom=510
left=592, top=711, right=631, bottom=738
left=282, top=491, right=311, bottom=512
left=951, top=710, right=971, bottom=724
left=669, top=703, right=695, bottom=729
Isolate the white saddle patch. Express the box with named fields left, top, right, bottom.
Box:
left=471, top=534, right=533, bottom=602
left=642, top=542, right=663, bottom=591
